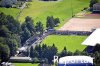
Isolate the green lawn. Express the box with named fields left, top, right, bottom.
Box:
left=0, top=8, right=20, bottom=18
left=13, top=63, right=38, bottom=66
left=19, top=0, right=89, bottom=27
left=41, top=35, right=87, bottom=52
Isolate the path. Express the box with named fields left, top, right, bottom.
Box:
left=16, top=2, right=27, bottom=20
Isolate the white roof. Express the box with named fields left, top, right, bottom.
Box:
left=59, top=56, right=93, bottom=64
left=10, top=57, right=31, bottom=60
left=19, top=47, right=27, bottom=51
left=82, top=29, right=100, bottom=46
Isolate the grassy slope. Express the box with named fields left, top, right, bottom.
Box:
left=0, top=8, right=20, bottom=18
left=19, top=0, right=89, bottom=28
left=13, top=63, right=38, bottom=66
left=41, top=35, right=87, bottom=52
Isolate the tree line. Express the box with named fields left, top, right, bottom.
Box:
left=29, top=44, right=100, bottom=65
left=0, top=12, right=60, bottom=63
left=29, top=44, right=88, bottom=64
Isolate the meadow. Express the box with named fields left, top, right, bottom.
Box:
left=0, top=0, right=89, bottom=28
left=13, top=63, right=38, bottom=66
left=0, top=8, right=20, bottom=18
left=41, top=35, right=87, bottom=52
left=19, top=0, right=89, bottom=28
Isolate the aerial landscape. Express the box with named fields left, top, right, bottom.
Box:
left=0, top=0, right=100, bottom=66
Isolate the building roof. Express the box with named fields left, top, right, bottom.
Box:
left=82, top=29, right=100, bottom=46
left=10, top=57, right=32, bottom=61
left=93, top=3, right=100, bottom=11
left=59, top=56, right=93, bottom=64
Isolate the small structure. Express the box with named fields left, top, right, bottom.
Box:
left=58, top=56, right=93, bottom=66
left=9, top=57, right=32, bottom=62
left=93, top=3, right=100, bottom=12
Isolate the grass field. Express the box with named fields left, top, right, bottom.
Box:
left=41, top=35, right=87, bottom=52
left=0, top=8, right=20, bottom=18
left=0, top=0, right=89, bottom=28
left=19, top=0, right=89, bottom=27
left=13, top=63, right=38, bottom=66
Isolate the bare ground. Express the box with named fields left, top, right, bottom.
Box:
left=59, top=14, right=100, bottom=31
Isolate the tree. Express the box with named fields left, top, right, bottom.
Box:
left=0, top=0, right=17, bottom=7
left=5, top=38, right=18, bottom=56
left=0, top=0, right=12, bottom=7
left=35, top=21, right=44, bottom=34
left=30, top=46, right=38, bottom=58
left=6, top=15, right=21, bottom=34
left=0, top=43, right=10, bottom=62
left=54, top=18, right=60, bottom=26
left=21, top=27, right=31, bottom=44
left=0, top=13, right=21, bottom=57
left=35, top=45, right=42, bottom=58
left=46, top=16, right=55, bottom=29
left=94, top=51, right=100, bottom=64
left=60, top=47, right=67, bottom=57
left=25, top=16, right=35, bottom=35
left=74, top=50, right=81, bottom=55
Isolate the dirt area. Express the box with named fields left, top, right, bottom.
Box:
left=59, top=14, right=100, bottom=31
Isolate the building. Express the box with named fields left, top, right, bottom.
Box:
left=18, top=0, right=32, bottom=2
left=93, top=3, right=100, bottom=12
left=9, top=57, right=32, bottom=62
left=58, top=56, right=93, bottom=66
left=82, top=29, right=100, bottom=53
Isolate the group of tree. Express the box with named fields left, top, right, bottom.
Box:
left=0, top=0, right=17, bottom=7
left=29, top=44, right=100, bottom=65
left=46, top=16, right=60, bottom=29
left=29, top=44, right=57, bottom=64
left=0, top=13, right=44, bottom=63
left=0, top=12, right=21, bottom=62
left=21, top=16, right=44, bottom=45
left=29, top=44, right=89, bottom=64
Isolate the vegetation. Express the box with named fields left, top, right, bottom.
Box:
left=18, top=0, right=89, bottom=28
left=46, top=16, right=60, bottom=29
left=0, top=0, right=17, bottom=7
left=35, top=21, right=44, bottom=34
left=0, top=8, right=20, bottom=18
left=0, top=13, right=44, bottom=62
left=0, top=13, right=21, bottom=62
left=13, top=63, right=38, bottom=66
left=0, top=0, right=90, bottom=28
left=41, top=35, right=87, bottom=52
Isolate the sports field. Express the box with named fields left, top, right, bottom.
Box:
left=41, top=35, right=87, bottom=52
